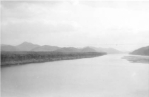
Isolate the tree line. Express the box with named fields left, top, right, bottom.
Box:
left=1, top=51, right=106, bottom=67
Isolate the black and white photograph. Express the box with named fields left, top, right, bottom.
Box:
left=1, top=0, right=149, bottom=97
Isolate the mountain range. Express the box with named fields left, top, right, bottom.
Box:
left=1, top=42, right=121, bottom=54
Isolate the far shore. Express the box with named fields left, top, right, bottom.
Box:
left=123, top=55, right=149, bottom=64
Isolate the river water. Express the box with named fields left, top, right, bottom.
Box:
left=1, top=54, right=149, bottom=97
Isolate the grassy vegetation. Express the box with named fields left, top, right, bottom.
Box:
left=1, top=51, right=106, bottom=67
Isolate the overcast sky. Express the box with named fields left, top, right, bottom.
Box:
left=1, top=0, right=149, bottom=51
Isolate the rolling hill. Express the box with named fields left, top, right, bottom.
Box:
left=1, top=42, right=121, bottom=54
left=1, top=45, right=19, bottom=51
left=55, top=47, right=98, bottom=53
left=81, top=47, right=97, bottom=52
left=131, top=46, right=149, bottom=56
left=91, top=47, right=121, bottom=54
left=54, top=47, right=80, bottom=52
left=32, top=45, right=60, bottom=51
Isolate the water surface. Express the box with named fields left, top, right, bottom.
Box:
left=1, top=54, right=149, bottom=97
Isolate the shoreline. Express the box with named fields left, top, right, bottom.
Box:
left=1, top=51, right=106, bottom=67
left=123, top=55, right=149, bottom=64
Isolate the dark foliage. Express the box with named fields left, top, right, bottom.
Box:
left=1, top=51, right=106, bottom=67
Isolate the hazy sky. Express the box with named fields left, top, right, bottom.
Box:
left=1, top=0, right=149, bottom=51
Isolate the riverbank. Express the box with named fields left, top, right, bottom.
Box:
left=123, top=55, right=149, bottom=64
left=1, top=51, right=106, bottom=67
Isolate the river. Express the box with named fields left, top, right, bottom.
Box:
left=1, top=54, right=149, bottom=97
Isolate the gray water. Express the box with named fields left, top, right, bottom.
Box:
left=1, top=54, right=149, bottom=97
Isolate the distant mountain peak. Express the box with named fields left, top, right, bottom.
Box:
left=17, top=42, right=40, bottom=51
left=20, top=42, right=36, bottom=45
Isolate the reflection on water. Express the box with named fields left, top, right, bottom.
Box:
left=1, top=54, right=149, bottom=97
